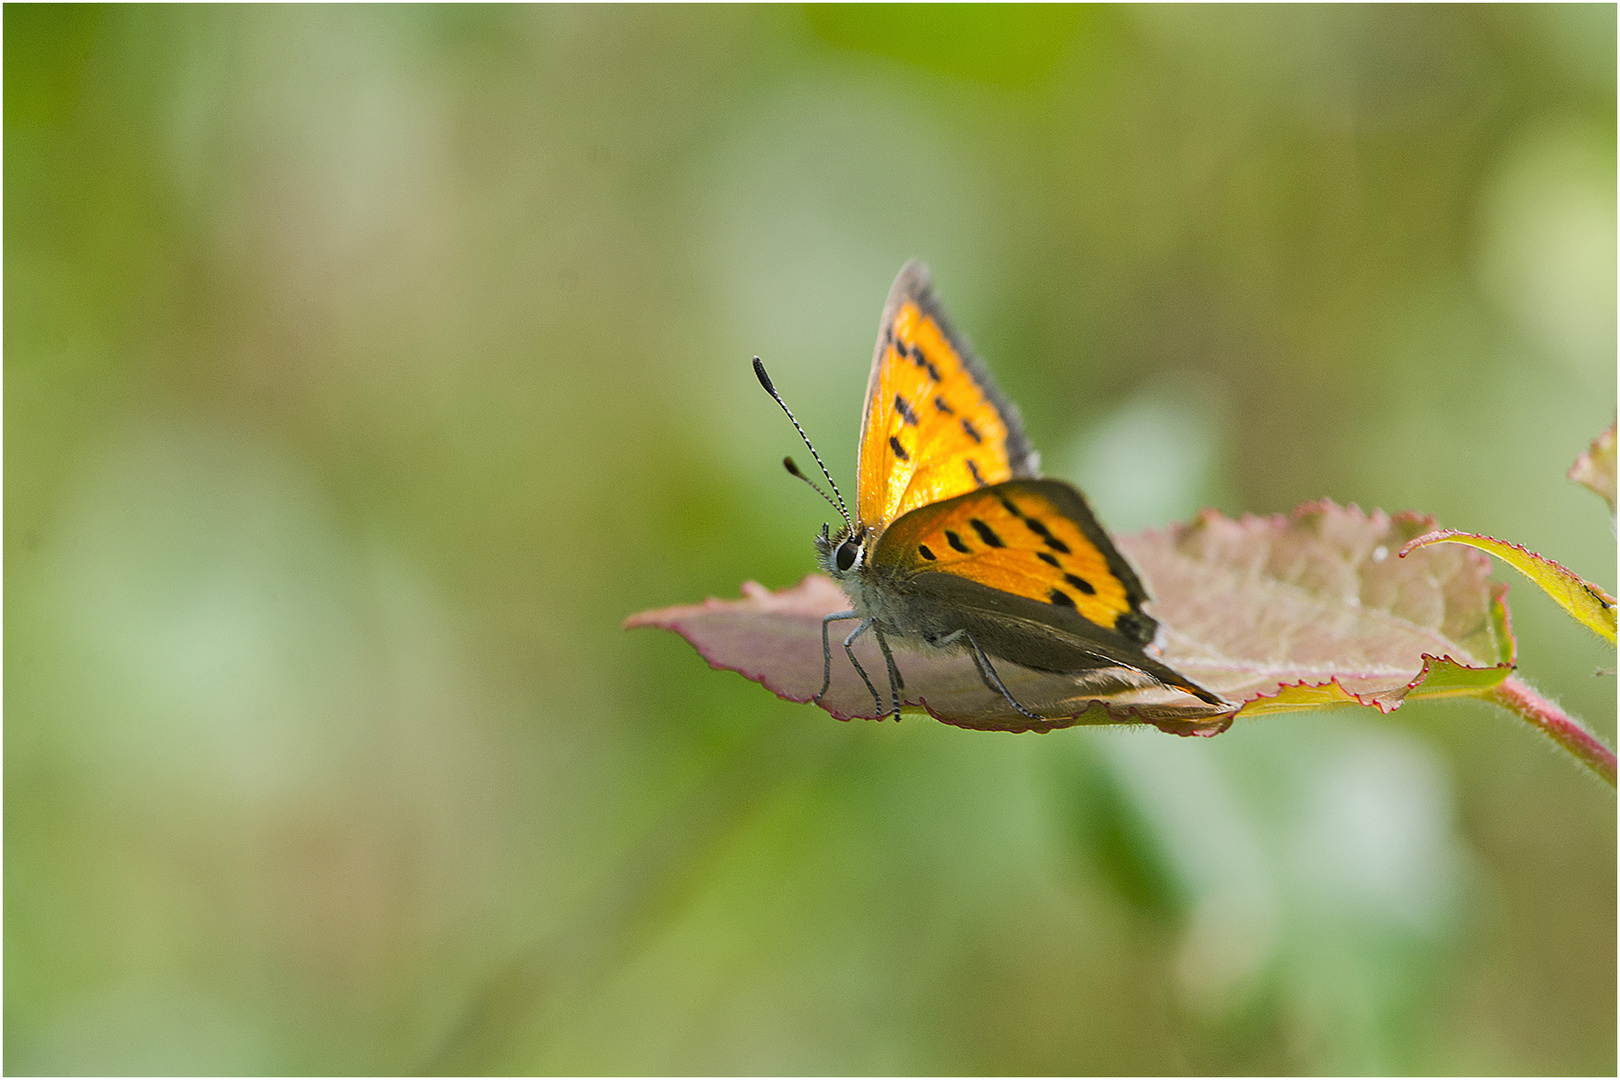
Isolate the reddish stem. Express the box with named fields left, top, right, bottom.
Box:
left=1487, top=675, right=1616, bottom=787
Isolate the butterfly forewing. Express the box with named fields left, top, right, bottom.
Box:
left=856, top=262, right=1037, bottom=531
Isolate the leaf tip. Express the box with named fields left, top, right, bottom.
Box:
left=1397, top=528, right=1460, bottom=559
left=1567, top=420, right=1617, bottom=516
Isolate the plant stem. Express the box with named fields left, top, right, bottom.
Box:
left=1486, top=675, right=1616, bottom=787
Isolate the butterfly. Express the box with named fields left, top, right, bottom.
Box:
left=754, top=260, right=1229, bottom=725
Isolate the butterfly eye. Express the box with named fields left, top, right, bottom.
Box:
left=835, top=537, right=861, bottom=572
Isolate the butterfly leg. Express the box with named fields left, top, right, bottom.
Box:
left=871, top=624, right=905, bottom=719
left=839, top=619, right=887, bottom=719
left=942, top=629, right=1043, bottom=722
left=815, top=610, right=862, bottom=701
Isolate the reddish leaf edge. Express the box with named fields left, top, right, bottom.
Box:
left=1142, top=498, right=1442, bottom=544
left=1567, top=420, right=1616, bottom=516
left=1400, top=528, right=1618, bottom=606
left=1228, top=653, right=1517, bottom=716
left=1400, top=528, right=1617, bottom=643
left=1095, top=500, right=1518, bottom=728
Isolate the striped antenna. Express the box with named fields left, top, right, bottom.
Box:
left=753, top=357, right=852, bottom=529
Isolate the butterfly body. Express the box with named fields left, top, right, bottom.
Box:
left=770, top=260, right=1227, bottom=723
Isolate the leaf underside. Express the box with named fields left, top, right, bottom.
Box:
left=627, top=501, right=1515, bottom=736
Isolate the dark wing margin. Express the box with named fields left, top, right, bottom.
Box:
left=868, top=260, right=1039, bottom=480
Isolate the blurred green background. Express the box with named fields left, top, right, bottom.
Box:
left=7, top=5, right=1615, bottom=1074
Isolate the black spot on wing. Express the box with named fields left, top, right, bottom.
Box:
left=889, top=435, right=909, bottom=461
left=918, top=544, right=936, bottom=561
left=1064, top=573, right=1096, bottom=595
left=966, top=459, right=985, bottom=487
left=894, top=394, right=918, bottom=426
left=912, top=346, right=943, bottom=382
left=933, top=395, right=954, bottom=415
left=1023, top=516, right=1070, bottom=554
left=1036, top=551, right=1061, bottom=567
left=945, top=530, right=970, bottom=554
left=969, top=518, right=1004, bottom=547
left=1048, top=588, right=1076, bottom=608
left=961, top=418, right=982, bottom=444
left=997, top=494, right=1021, bottom=517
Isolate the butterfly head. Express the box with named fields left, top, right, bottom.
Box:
left=814, top=521, right=869, bottom=580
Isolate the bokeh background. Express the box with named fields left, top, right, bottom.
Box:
left=7, top=5, right=1615, bottom=1074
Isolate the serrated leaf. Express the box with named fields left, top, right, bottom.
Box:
left=628, top=501, right=1515, bottom=735
left=1124, top=502, right=1514, bottom=716
left=1568, top=421, right=1616, bottom=519
left=1400, top=529, right=1616, bottom=644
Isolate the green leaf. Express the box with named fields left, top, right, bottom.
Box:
left=1399, top=529, right=1616, bottom=644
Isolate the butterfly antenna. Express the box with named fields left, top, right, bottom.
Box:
left=753, top=357, right=852, bottom=529
left=782, top=456, right=841, bottom=515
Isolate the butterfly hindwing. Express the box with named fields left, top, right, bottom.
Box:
left=874, top=478, right=1154, bottom=643
left=871, top=479, right=1222, bottom=705
left=856, top=261, right=1038, bottom=531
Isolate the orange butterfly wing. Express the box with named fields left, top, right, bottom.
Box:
left=873, top=479, right=1149, bottom=641
left=872, top=478, right=1223, bottom=706
left=856, top=261, right=1037, bottom=531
